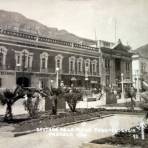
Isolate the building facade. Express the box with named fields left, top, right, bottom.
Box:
left=0, top=28, right=101, bottom=89
left=132, top=53, right=148, bottom=91
left=99, top=39, right=133, bottom=88
left=0, top=28, right=133, bottom=90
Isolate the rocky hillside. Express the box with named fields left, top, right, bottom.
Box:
left=0, top=10, right=96, bottom=45
left=134, top=44, right=148, bottom=58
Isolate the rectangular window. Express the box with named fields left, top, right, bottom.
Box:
left=17, top=55, right=20, bottom=64
left=105, top=59, right=110, bottom=69
left=141, top=63, right=146, bottom=73
left=0, top=78, right=2, bottom=87
left=42, top=58, right=46, bottom=69
left=106, top=76, right=110, bottom=86
left=57, top=59, right=60, bottom=69
left=126, top=62, right=130, bottom=73
left=92, top=63, right=97, bottom=74
left=0, top=53, right=3, bottom=66
left=105, top=58, right=110, bottom=74
left=78, top=62, right=81, bottom=73
left=22, top=55, right=27, bottom=68
left=70, top=61, right=74, bottom=72
left=28, top=56, right=30, bottom=68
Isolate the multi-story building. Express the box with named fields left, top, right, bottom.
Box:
left=132, top=47, right=148, bottom=91
left=0, top=28, right=101, bottom=89
left=99, top=39, right=133, bottom=88
left=0, top=27, right=133, bottom=90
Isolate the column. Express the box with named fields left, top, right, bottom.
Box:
left=110, top=58, right=115, bottom=85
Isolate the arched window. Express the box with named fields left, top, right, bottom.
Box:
left=41, top=58, right=46, bottom=69
left=69, top=56, right=75, bottom=74
left=91, top=60, right=97, bottom=75
left=55, top=54, right=63, bottom=71
left=85, top=59, right=90, bottom=74
left=77, top=57, right=83, bottom=74
left=40, top=52, right=48, bottom=72
left=15, top=49, right=33, bottom=71
left=0, top=46, right=7, bottom=68
left=57, top=59, right=61, bottom=68
left=0, top=53, right=3, bottom=66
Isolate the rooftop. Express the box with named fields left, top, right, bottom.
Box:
left=0, top=28, right=99, bottom=52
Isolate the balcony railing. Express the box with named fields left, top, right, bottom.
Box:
left=0, top=65, right=15, bottom=70
left=91, top=72, right=98, bottom=76
left=105, top=68, right=110, bottom=74
left=77, top=71, right=85, bottom=76
left=40, top=68, right=49, bottom=73
left=0, top=28, right=98, bottom=51
left=69, top=70, right=76, bottom=75
left=15, top=66, right=32, bottom=72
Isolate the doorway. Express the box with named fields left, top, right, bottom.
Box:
left=17, top=77, right=30, bottom=87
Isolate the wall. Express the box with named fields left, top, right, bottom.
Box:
left=0, top=71, right=16, bottom=89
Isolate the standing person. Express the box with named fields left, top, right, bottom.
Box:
left=129, top=85, right=136, bottom=111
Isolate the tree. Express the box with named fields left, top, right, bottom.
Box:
left=128, top=86, right=137, bottom=111
left=23, top=89, right=41, bottom=118
left=43, top=87, right=62, bottom=115
left=64, top=88, right=82, bottom=112
left=0, top=86, right=25, bottom=121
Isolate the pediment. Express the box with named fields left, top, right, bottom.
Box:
left=112, top=39, right=130, bottom=53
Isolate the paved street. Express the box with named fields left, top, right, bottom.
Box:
left=0, top=114, right=144, bottom=148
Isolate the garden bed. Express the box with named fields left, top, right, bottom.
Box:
left=91, top=124, right=148, bottom=148
left=12, top=108, right=107, bottom=132
left=91, top=135, right=148, bottom=148
left=0, top=108, right=144, bottom=134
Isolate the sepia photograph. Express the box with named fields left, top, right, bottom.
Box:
left=0, top=0, right=148, bottom=147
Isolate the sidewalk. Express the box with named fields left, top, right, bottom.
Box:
left=99, top=106, right=142, bottom=111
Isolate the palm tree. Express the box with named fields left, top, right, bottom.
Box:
left=0, top=86, right=25, bottom=121
left=43, top=86, right=62, bottom=115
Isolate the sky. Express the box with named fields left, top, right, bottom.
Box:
left=0, top=0, right=148, bottom=49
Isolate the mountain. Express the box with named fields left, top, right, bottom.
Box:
left=134, top=44, right=148, bottom=58
left=0, top=10, right=96, bottom=45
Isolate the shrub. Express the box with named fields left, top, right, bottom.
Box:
left=64, top=91, right=82, bottom=112
left=23, top=90, right=41, bottom=118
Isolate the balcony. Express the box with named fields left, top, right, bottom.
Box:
left=77, top=71, right=84, bottom=76
left=40, top=68, right=49, bottom=73
left=15, top=66, right=32, bottom=72
left=105, top=68, right=110, bottom=74
left=0, top=65, right=7, bottom=70
left=91, top=72, right=98, bottom=76
left=69, top=70, right=76, bottom=75
left=0, top=65, right=15, bottom=70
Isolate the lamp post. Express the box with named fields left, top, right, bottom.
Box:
left=85, top=67, right=89, bottom=90
left=22, top=50, right=27, bottom=87
left=121, top=73, right=124, bottom=100
left=136, top=70, right=140, bottom=99
left=16, top=63, right=21, bottom=71
left=71, top=77, right=76, bottom=87
left=56, top=67, right=59, bottom=88
left=0, top=48, right=4, bottom=69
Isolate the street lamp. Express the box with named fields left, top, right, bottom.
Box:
left=121, top=73, right=124, bottom=100
left=56, top=67, right=60, bottom=88
left=22, top=51, right=27, bottom=87
left=0, top=48, right=4, bottom=69
left=85, top=77, right=89, bottom=90
left=71, top=77, right=76, bottom=87
left=16, top=63, right=21, bottom=71
left=85, top=67, right=89, bottom=89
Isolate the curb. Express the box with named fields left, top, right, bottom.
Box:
left=14, top=114, right=113, bottom=137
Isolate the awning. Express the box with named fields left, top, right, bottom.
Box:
left=119, top=79, right=133, bottom=84
left=71, top=77, right=77, bottom=81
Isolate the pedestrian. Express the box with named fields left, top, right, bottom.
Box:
left=129, top=86, right=136, bottom=111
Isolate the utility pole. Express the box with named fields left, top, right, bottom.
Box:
left=115, top=19, right=117, bottom=43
